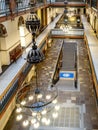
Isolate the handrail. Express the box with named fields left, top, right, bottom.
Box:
left=50, top=28, right=84, bottom=36
left=52, top=40, right=63, bottom=84
left=0, top=0, right=30, bottom=16
left=0, top=0, right=46, bottom=19
left=0, top=1, right=87, bottom=18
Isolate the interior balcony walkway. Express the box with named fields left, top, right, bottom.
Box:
left=81, top=15, right=98, bottom=99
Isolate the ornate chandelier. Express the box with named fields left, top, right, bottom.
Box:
left=16, top=80, right=59, bottom=128
left=16, top=9, right=59, bottom=129
left=60, top=24, right=72, bottom=33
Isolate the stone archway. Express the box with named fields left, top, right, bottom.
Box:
left=18, top=16, right=25, bottom=47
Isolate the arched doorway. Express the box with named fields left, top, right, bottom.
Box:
left=18, top=16, right=26, bottom=47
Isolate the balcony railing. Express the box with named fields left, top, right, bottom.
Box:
left=0, top=0, right=87, bottom=18
left=0, top=0, right=45, bottom=17
left=48, top=0, right=85, bottom=2
left=0, top=0, right=30, bottom=16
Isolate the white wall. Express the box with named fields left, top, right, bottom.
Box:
left=1, top=51, right=10, bottom=65
left=0, top=13, right=32, bottom=66
left=3, top=20, right=20, bottom=50
left=19, top=26, right=32, bottom=47
left=2, top=13, right=31, bottom=49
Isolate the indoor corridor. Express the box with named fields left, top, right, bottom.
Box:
left=1, top=14, right=98, bottom=130
left=4, top=42, right=98, bottom=130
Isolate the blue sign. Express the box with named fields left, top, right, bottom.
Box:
left=59, top=72, right=75, bottom=79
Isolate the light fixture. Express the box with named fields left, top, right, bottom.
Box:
left=64, top=8, right=75, bottom=18
left=16, top=78, right=59, bottom=128
left=26, top=12, right=44, bottom=64
left=16, top=4, right=59, bottom=129
left=60, top=24, right=72, bottom=33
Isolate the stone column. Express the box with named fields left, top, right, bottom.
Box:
left=0, top=37, right=10, bottom=65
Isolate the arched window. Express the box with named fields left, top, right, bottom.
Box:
left=0, top=24, right=7, bottom=37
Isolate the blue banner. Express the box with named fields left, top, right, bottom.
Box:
left=59, top=72, right=75, bottom=79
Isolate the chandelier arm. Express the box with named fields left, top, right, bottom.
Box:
left=18, top=93, right=58, bottom=109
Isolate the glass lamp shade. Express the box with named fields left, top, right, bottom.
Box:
left=26, top=12, right=40, bottom=34
left=27, top=45, right=44, bottom=64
